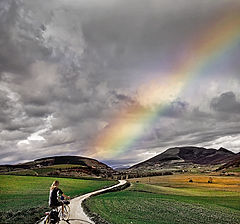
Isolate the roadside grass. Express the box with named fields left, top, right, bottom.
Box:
left=86, top=174, right=240, bottom=224
left=0, top=175, right=117, bottom=223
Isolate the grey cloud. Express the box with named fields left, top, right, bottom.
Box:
left=0, top=0, right=51, bottom=74
left=80, top=0, right=240, bottom=76
left=210, top=92, right=240, bottom=113
left=0, top=91, right=11, bottom=123
left=111, top=91, right=136, bottom=105
left=110, top=93, right=189, bottom=119
left=24, top=104, right=52, bottom=117
left=191, top=107, right=213, bottom=119
left=0, top=89, right=23, bottom=126
left=3, top=118, right=43, bottom=133
left=0, top=130, right=27, bottom=141
left=161, top=100, right=189, bottom=118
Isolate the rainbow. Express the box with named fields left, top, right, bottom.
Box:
left=90, top=5, right=240, bottom=159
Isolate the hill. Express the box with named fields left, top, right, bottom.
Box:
left=130, top=146, right=237, bottom=171
left=0, top=155, right=114, bottom=178
left=216, top=152, right=240, bottom=172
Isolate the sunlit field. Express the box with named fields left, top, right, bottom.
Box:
left=130, top=174, right=240, bottom=194
left=86, top=174, right=240, bottom=224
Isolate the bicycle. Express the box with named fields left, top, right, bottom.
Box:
left=43, top=200, right=70, bottom=224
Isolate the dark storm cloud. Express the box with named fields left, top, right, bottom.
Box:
left=0, top=0, right=51, bottom=74
left=24, top=104, right=53, bottom=117
left=111, top=91, right=136, bottom=105
left=0, top=90, right=11, bottom=123
left=210, top=92, right=240, bottom=113
left=0, top=0, right=240, bottom=165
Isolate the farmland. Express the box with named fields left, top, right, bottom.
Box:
left=0, top=175, right=116, bottom=223
left=86, top=174, right=240, bottom=224
left=1, top=164, right=95, bottom=177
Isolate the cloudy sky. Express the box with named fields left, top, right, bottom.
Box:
left=0, top=0, right=240, bottom=167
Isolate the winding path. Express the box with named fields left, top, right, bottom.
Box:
left=40, top=180, right=127, bottom=224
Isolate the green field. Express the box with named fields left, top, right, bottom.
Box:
left=47, top=164, right=87, bottom=169
left=0, top=175, right=117, bottom=223
left=86, top=174, right=240, bottom=224
left=227, top=167, right=240, bottom=172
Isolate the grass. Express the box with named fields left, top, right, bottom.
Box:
left=3, top=167, right=58, bottom=176
left=47, top=164, right=87, bottom=169
left=32, top=167, right=60, bottom=175
left=86, top=174, right=240, bottom=224
left=227, top=167, right=240, bottom=172
left=0, top=175, right=117, bottom=223
left=1, top=164, right=88, bottom=176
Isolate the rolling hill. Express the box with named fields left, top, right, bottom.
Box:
left=0, top=155, right=114, bottom=178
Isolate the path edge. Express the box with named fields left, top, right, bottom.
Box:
left=82, top=181, right=130, bottom=224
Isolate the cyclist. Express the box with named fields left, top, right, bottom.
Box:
left=49, top=180, right=70, bottom=217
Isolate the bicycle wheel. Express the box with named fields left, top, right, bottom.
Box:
left=59, top=205, right=70, bottom=220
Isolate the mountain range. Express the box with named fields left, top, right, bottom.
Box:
left=1, top=146, right=239, bottom=177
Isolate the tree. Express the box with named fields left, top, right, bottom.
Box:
left=208, top=177, right=213, bottom=183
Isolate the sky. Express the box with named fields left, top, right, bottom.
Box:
left=0, top=0, right=240, bottom=168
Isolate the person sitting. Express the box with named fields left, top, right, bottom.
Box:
left=49, top=180, right=70, bottom=217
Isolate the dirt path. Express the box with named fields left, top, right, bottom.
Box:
left=39, top=180, right=126, bottom=224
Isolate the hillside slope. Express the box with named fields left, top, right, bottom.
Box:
left=130, top=146, right=237, bottom=170
left=216, top=152, right=240, bottom=171
left=0, top=155, right=114, bottom=177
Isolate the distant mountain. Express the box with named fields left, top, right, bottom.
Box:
left=130, top=146, right=237, bottom=170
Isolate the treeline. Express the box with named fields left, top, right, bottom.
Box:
left=112, top=171, right=173, bottom=180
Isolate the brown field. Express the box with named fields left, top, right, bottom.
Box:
left=129, top=173, right=240, bottom=194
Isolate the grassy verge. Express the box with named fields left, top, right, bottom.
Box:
left=85, top=174, right=240, bottom=224
left=0, top=175, right=117, bottom=223
left=82, top=181, right=130, bottom=224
